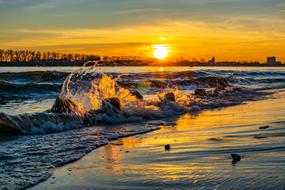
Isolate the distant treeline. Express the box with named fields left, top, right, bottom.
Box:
left=0, top=49, right=284, bottom=67
left=0, top=49, right=100, bottom=63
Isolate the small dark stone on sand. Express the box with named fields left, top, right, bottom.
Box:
left=165, top=144, right=171, bottom=151
left=110, top=142, right=123, bottom=146
left=259, top=125, right=270, bottom=130
left=231, top=153, right=241, bottom=164
left=209, top=137, right=223, bottom=142
left=254, top=134, right=267, bottom=139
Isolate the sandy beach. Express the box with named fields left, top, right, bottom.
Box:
left=33, top=91, right=285, bottom=190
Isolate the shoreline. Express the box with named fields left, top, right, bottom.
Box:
left=32, top=91, right=285, bottom=190
left=1, top=64, right=285, bottom=67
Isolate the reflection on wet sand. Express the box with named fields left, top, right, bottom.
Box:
left=34, top=91, right=285, bottom=189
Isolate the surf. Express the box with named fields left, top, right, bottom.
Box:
left=0, top=66, right=271, bottom=136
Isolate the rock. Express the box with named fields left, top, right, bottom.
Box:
left=131, top=90, right=143, bottom=100
left=149, top=80, right=167, bottom=88
left=215, top=85, right=226, bottom=91
left=254, top=134, right=267, bottom=139
left=195, top=89, right=207, bottom=97
left=51, top=96, right=77, bottom=113
left=164, top=92, right=176, bottom=102
left=212, top=86, right=226, bottom=96
left=87, top=97, right=121, bottom=116
left=205, top=76, right=228, bottom=88
left=197, top=76, right=229, bottom=88
left=231, top=153, right=241, bottom=164
left=102, top=97, right=120, bottom=110
left=165, top=144, right=171, bottom=151
left=212, top=89, right=220, bottom=97
left=259, top=125, right=270, bottom=130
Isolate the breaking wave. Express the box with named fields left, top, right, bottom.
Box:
left=0, top=66, right=271, bottom=136
left=0, top=71, right=69, bottom=83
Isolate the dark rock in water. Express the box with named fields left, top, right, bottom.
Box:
left=197, top=76, right=228, bottom=88
left=215, top=85, right=226, bottom=91
left=51, top=97, right=77, bottom=113
left=211, top=86, right=225, bottom=97
left=102, top=97, right=120, bottom=110
left=207, top=76, right=228, bottom=88
left=131, top=90, right=143, bottom=100
left=195, top=89, right=207, bottom=97
left=165, top=144, right=171, bottom=151
left=149, top=80, right=167, bottom=88
left=164, top=92, right=176, bottom=102
left=87, top=97, right=121, bottom=116
left=231, top=153, right=241, bottom=164
left=212, top=89, right=220, bottom=97
left=259, top=125, right=270, bottom=130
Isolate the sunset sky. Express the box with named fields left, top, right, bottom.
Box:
left=0, top=0, right=284, bottom=62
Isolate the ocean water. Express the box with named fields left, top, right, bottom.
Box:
left=0, top=66, right=285, bottom=189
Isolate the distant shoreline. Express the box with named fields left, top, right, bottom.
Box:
left=0, top=63, right=284, bottom=67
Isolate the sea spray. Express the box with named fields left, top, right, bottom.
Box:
left=60, top=66, right=140, bottom=116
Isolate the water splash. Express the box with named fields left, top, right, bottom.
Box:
left=60, top=66, right=139, bottom=116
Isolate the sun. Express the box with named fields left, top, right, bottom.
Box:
left=153, top=45, right=169, bottom=60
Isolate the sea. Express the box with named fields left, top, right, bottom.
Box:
left=0, top=66, right=285, bottom=189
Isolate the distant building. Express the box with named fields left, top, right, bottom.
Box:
left=267, top=57, right=277, bottom=65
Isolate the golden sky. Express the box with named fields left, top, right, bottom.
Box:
left=0, top=0, right=285, bottom=62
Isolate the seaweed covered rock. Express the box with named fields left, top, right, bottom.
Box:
left=51, top=97, right=77, bottom=113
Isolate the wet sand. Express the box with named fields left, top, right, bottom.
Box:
left=33, top=91, right=285, bottom=190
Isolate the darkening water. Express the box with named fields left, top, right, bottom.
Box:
left=0, top=66, right=285, bottom=189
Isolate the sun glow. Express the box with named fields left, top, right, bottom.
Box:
left=153, top=45, right=169, bottom=60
